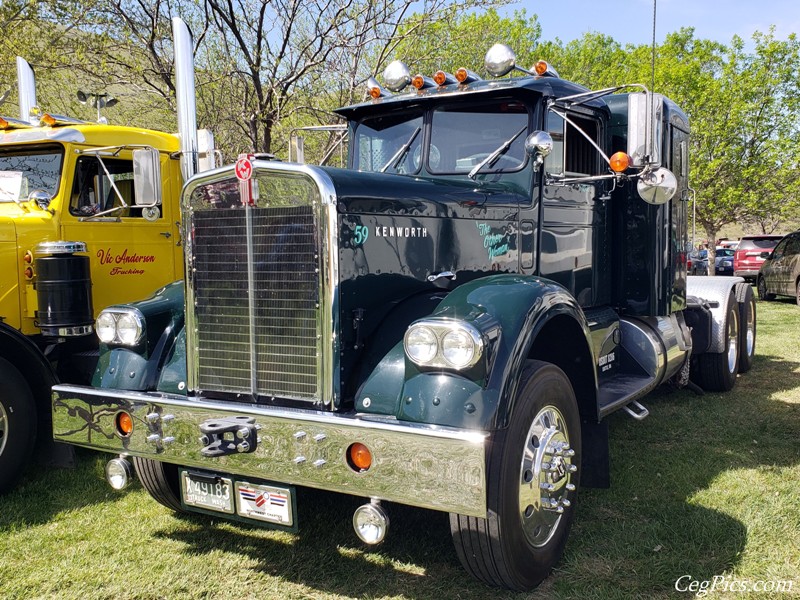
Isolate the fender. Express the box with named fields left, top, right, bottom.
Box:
left=93, top=281, right=185, bottom=391
left=356, top=274, right=597, bottom=431
left=0, top=322, right=59, bottom=403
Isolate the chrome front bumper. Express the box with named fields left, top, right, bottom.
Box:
left=52, top=385, right=488, bottom=517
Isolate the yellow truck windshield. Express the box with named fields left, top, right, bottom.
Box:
left=0, top=144, right=64, bottom=202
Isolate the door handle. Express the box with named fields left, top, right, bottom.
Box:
left=160, top=231, right=172, bottom=238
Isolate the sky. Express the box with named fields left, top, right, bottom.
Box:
left=508, top=0, right=800, bottom=46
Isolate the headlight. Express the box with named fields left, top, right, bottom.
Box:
left=116, top=312, right=144, bottom=345
left=404, top=320, right=484, bottom=370
left=95, top=308, right=146, bottom=346
left=404, top=326, right=438, bottom=364
left=96, top=311, right=117, bottom=344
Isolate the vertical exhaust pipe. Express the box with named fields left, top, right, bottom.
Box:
left=172, top=17, right=199, bottom=182
left=16, top=57, right=37, bottom=125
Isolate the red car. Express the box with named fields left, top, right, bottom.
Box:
left=734, top=235, right=784, bottom=282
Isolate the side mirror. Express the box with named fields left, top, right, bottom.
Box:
left=627, top=92, right=664, bottom=168
left=133, top=147, right=162, bottom=206
left=524, top=131, right=553, bottom=167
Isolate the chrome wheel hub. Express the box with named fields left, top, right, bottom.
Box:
left=0, top=402, right=7, bottom=456
left=727, top=308, right=739, bottom=373
left=519, top=405, right=576, bottom=548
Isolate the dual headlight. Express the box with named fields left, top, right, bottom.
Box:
left=96, top=308, right=146, bottom=346
left=403, top=319, right=484, bottom=370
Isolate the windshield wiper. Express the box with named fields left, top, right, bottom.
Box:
left=380, top=127, right=421, bottom=173
left=468, top=126, right=527, bottom=180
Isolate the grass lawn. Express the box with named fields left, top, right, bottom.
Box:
left=1, top=297, right=798, bottom=599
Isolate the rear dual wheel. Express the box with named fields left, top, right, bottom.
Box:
left=691, top=291, right=739, bottom=392
left=735, top=283, right=756, bottom=374
left=450, top=361, right=580, bottom=591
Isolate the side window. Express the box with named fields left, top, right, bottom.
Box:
left=785, top=235, right=800, bottom=256
left=545, top=112, right=601, bottom=177
left=772, top=239, right=788, bottom=257
left=70, top=157, right=139, bottom=217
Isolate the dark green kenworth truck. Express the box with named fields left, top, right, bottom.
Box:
left=51, top=40, right=756, bottom=591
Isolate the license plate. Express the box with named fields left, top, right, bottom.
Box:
left=235, top=481, right=294, bottom=526
left=181, top=471, right=234, bottom=514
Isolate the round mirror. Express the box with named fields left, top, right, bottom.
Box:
left=383, top=60, right=412, bottom=92
left=637, top=167, right=677, bottom=205
left=485, top=44, right=516, bottom=77
left=525, top=131, right=553, bottom=159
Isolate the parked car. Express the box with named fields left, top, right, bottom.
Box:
left=734, top=234, right=784, bottom=282
left=688, top=248, right=708, bottom=275
left=714, top=247, right=735, bottom=276
left=757, top=231, right=800, bottom=304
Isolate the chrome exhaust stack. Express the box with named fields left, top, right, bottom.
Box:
left=172, top=17, right=199, bottom=182
left=16, top=57, right=37, bottom=125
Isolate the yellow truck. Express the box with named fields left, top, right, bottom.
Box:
left=0, top=19, right=208, bottom=492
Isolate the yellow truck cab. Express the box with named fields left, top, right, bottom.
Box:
left=1, top=21, right=206, bottom=493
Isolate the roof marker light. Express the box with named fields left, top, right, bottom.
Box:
left=533, top=60, right=560, bottom=78
left=411, top=74, right=435, bottom=90
left=366, top=77, right=388, bottom=99
left=455, top=68, right=481, bottom=84
left=433, top=71, right=457, bottom=86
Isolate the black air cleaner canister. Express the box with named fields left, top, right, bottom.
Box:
left=34, top=241, right=94, bottom=337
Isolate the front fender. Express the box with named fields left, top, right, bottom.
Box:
left=93, top=281, right=185, bottom=392
left=357, top=274, right=594, bottom=430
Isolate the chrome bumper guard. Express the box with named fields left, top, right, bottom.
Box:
left=52, top=385, right=488, bottom=517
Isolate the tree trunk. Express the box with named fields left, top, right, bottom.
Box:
left=705, top=227, right=717, bottom=277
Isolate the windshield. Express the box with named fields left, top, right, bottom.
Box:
left=354, top=112, right=423, bottom=174
left=0, top=145, right=64, bottom=202
left=352, top=99, right=531, bottom=178
left=429, top=101, right=529, bottom=174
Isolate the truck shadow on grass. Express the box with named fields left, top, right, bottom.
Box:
left=152, top=353, right=799, bottom=599
left=0, top=448, right=122, bottom=531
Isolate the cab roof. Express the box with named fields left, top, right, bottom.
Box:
left=335, top=74, right=604, bottom=121
left=0, top=122, right=180, bottom=151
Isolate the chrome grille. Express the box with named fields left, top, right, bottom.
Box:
left=189, top=175, right=322, bottom=402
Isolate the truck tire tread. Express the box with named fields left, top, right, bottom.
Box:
left=0, top=357, right=37, bottom=495
left=691, top=291, right=739, bottom=392
left=734, top=283, right=756, bottom=373
left=132, top=456, right=185, bottom=513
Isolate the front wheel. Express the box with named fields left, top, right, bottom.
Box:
left=449, top=361, right=580, bottom=591
left=691, top=291, right=739, bottom=392
left=132, top=457, right=185, bottom=512
left=0, top=358, right=37, bottom=494
left=757, top=276, right=775, bottom=301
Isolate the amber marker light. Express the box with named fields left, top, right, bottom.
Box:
left=368, top=85, right=382, bottom=99
left=411, top=75, right=425, bottom=90
left=23, top=251, right=33, bottom=264
left=433, top=71, right=447, bottom=86
left=0, top=117, right=9, bottom=130
left=534, top=60, right=550, bottom=76
left=609, top=151, right=631, bottom=173
left=116, top=411, right=134, bottom=437
left=347, top=442, right=373, bottom=472
left=40, top=113, right=57, bottom=127
left=24, top=266, right=33, bottom=279
left=455, top=68, right=469, bottom=83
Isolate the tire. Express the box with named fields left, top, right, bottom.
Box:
left=691, top=291, right=739, bottom=392
left=735, top=283, right=756, bottom=374
left=132, top=456, right=185, bottom=512
left=449, top=361, right=580, bottom=591
left=796, top=280, right=800, bottom=307
left=757, top=276, right=775, bottom=301
left=0, top=358, right=37, bottom=494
